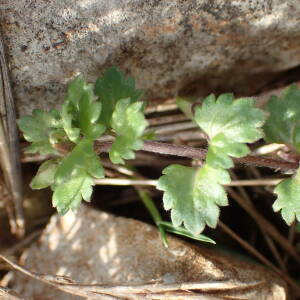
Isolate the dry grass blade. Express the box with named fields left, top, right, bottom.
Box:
left=148, top=113, right=187, bottom=126
left=3, top=230, right=42, bottom=257
left=149, top=295, right=220, bottom=300
left=228, top=171, right=286, bottom=272
left=94, top=178, right=158, bottom=186
left=218, top=221, right=300, bottom=295
left=0, top=34, right=24, bottom=237
left=262, top=233, right=286, bottom=271
left=0, top=254, right=265, bottom=300
left=218, top=221, right=280, bottom=273
left=93, top=178, right=283, bottom=187
left=283, top=223, right=296, bottom=267
left=145, top=100, right=178, bottom=114
left=227, top=187, right=300, bottom=265
left=0, top=287, right=29, bottom=300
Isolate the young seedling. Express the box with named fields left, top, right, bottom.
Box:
left=18, top=67, right=300, bottom=244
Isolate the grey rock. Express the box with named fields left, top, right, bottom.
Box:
left=1, top=1, right=300, bottom=116
left=12, top=205, right=286, bottom=299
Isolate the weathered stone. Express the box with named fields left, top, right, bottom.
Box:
left=12, top=205, right=286, bottom=299
left=1, top=1, right=300, bottom=116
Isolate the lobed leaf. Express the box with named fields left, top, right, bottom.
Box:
left=30, top=160, right=59, bottom=190
left=18, top=109, right=62, bottom=155
left=52, top=182, right=94, bottom=215
left=53, top=139, right=104, bottom=215
left=95, top=66, right=143, bottom=126
left=157, top=164, right=230, bottom=235
left=61, top=101, right=80, bottom=143
left=77, top=83, right=105, bottom=139
left=62, top=75, right=105, bottom=142
left=53, top=171, right=94, bottom=215
left=109, top=98, right=148, bottom=164
left=194, top=94, right=265, bottom=169
left=273, top=170, right=300, bottom=225
left=264, top=84, right=300, bottom=152
left=66, top=75, right=86, bottom=105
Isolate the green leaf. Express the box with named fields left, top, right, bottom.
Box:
left=53, top=138, right=104, bottom=214
left=61, top=101, right=80, bottom=143
left=95, top=66, right=143, bottom=126
left=30, top=160, right=59, bottom=189
left=53, top=171, right=94, bottom=215
left=77, top=84, right=105, bottom=139
left=55, top=138, right=104, bottom=183
left=157, top=221, right=216, bottom=244
left=62, top=76, right=106, bottom=141
left=273, top=171, right=300, bottom=225
left=109, top=98, right=148, bottom=164
left=141, top=130, right=156, bottom=140
left=176, top=97, right=194, bottom=120
left=18, top=109, right=62, bottom=155
left=194, top=94, right=265, bottom=169
left=264, top=84, right=300, bottom=152
left=49, top=128, right=68, bottom=145
left=157, top=164, right=230, bottom=235
left=66, top=75, right=86, bottom=105
left=25, top=142, right=58, bottom=156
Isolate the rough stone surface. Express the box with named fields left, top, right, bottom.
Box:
left=12, top=205, right=286, bottom=299
left=1, top=1, right=300, bottom=116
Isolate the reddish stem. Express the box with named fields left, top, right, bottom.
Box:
left=93, top=140, right=298, bottom=171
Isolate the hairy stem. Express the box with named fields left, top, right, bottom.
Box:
left=93, top=140, right=298, bottom=171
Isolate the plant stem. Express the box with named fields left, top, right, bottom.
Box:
left=93, top=140, right=299, bottom=171
left=105, top=162, right=169, bottom=247
left=236, top=155, right=298, bottom=170
left=135, top=188, right=168, bottom=248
